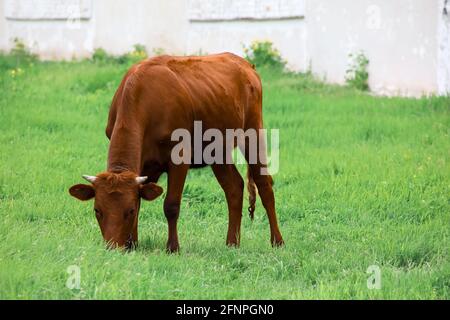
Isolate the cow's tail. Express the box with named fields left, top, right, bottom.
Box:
left=247, top=166, right=257, bottom=221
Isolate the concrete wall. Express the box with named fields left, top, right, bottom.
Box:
left=187, top=19, right=307, bottom=70
left=437, top=0, right=450, bottom=95
left=305, top=0, right=440, bottom=96
left=0, top=0, right=189, bottom=59
left=186, top=0, right=307, bottom=70
left=1, top=0, right=95, bottom=59
left=0, top=0, right=7, bottom=50
left=0, top=0, right=448, bottom=96
left=93, top=0, right=189, bottom=56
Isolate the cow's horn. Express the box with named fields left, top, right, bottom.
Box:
left=82, top=175, right=97, bottom=183
left=135, top=176, right=148, bottom=184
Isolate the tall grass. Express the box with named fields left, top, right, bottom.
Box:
left=0, top=55, right=449, bottom=299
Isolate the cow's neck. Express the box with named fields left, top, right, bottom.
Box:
left=107, top=125, right=142, bottom=174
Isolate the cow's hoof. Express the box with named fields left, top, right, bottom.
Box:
left=226, top=241, right=240, bottom=248
left=271, top=238, right=285, bottom=247
left=166, top=243, right=180, bottom=254
left=125, top=240, right=138, bottom=251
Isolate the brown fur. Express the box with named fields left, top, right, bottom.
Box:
left=94, top=171, right=138, bottom=193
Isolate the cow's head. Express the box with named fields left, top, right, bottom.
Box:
left=69, top=171, right=163, bottom=249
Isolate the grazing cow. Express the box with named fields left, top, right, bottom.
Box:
left=69, top=53, right=284, bottom=252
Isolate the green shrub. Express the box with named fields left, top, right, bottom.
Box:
left=92, top=48, right=111, bottom=63
left=345, top=51, right=369, bottom=91
left=11, top=38, right=37, bottom=65
left=0, top=38, right=36, bottom=78
left=152, top=47, right=166, bottom=56
left=92, top=44, right=148, bottom=65
left=126, top=44, right=148, bottom=63
left=243, top=40, right=286, bottom=70
left=0, top=38, right=36, bottom=70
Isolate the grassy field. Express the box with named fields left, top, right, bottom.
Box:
left=0, top=55, right=449, bottom=299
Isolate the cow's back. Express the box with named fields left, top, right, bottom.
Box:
left=142, top=53, right=260, bottom=130
left=106, top=53, right=263, bottom=163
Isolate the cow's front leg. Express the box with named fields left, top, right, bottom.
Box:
left=212, top=164, right=244, bottom=247
left=164, top=163, right=189, bottom=253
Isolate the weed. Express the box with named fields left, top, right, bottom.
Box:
left=345, top=51, right=370, bottom=91
left=244, top=40, right=286, bottom=70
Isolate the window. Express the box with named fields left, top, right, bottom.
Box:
left=5, top=0, right=91, bottom=20
left=188, top=0, right=305, bottom=21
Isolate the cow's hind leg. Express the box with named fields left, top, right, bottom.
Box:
left=212, top=164, right=244, bottom=247
left=164, top=163, right=189, bottom=253
left=242, top=137, right=284, bottom=247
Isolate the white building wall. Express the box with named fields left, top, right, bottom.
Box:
left=437, top=0, right=450, bottom=95
left=186, top=0, right=307, bottom=70
left=305, top=0, right=440, bottom=96
left=0, top=0, right=448, bottom=96
left=0, top=0, right=6, bottom=50
left=1, top=0, right=95, bottom=59
left=188, top=19, right=307, bottom=70
left=93, top=0, right=189, bottom=56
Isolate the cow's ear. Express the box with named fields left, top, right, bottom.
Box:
left=69, top=184, right=95, bottom=201
left=140, top=183, right=163, bottom=201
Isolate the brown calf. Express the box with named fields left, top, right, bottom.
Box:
left=69, top=53, right=284, bottom=252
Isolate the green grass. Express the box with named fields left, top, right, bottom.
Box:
left=0, top=56, right=449, bottom=299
